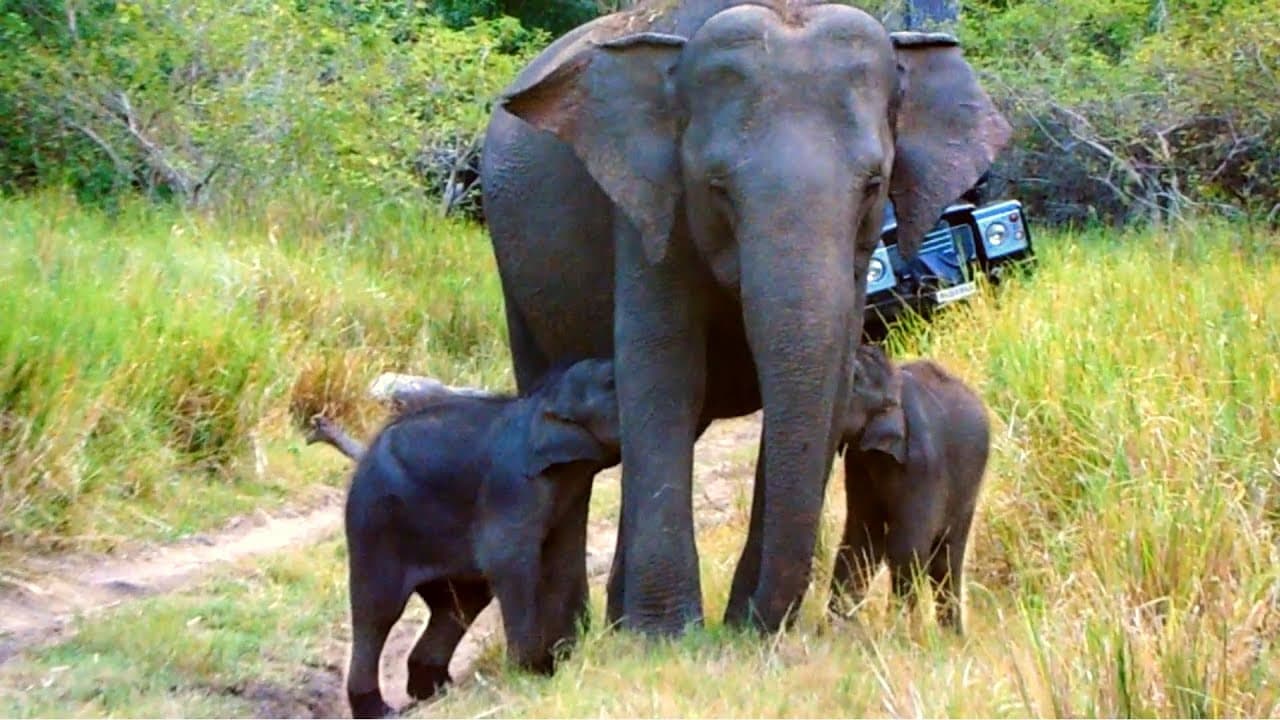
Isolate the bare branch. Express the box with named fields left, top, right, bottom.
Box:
left=440, top=131, right=482, bottom=217
left=63, top=118, right=133, bottom=184
left=111, top=90, right=196, bottom=200
left=64, top=0, right=78, bottom=43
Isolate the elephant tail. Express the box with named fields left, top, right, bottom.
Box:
left=304, top=414, right=367, bottom=463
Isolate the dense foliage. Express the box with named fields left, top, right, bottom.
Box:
left=1, top=0, right=1277, bottom=222
left=959, top=0, right=1280, bottom=224
left=0, top=0, right=547, bottom=214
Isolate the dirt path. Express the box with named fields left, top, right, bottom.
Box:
left=0, top=492, right=345, bottom=664
left=0, top=412, right=763, bottom=698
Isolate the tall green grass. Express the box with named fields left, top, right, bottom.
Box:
left=1, top=215, right=1276, bottom=717
left=0, top=190, right=511, bottom=550
left=417, top=219, right=1280, bottom=717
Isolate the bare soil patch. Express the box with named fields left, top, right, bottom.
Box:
left=0, top=492, right=343, bottom=664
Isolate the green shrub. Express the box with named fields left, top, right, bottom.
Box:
left=0, top=0, right=546, bottom=213
left=959, top=0, right=1279, bottom=225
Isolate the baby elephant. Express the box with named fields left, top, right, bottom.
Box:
left=320, top=359, right=619, bottom=718
left=829, top=344, right=990, bottom=634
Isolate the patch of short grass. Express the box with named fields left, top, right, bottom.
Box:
left=0, top=538, right=352, bottom=718
left=0, top=190, right=510, bottom=551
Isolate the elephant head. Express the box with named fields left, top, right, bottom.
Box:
left=499, top=6, right=1010, bottom=266
left=525, top=358, right=620, bottom=476
left=843, top=343, right=907, bottom=464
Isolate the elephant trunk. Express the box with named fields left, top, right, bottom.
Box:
left=733, top=184, right=862, bottom=629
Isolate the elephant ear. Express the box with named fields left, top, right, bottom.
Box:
left=859, top=408, right=907, bottom=465
left=889, top=32, right=1012, bottom=260
left=526, top=411, right=614, bottom=478
left=500, top=29, right=687, bottom=265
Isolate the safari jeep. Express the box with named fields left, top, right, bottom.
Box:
left=863, top=196, right=1035, bottom=340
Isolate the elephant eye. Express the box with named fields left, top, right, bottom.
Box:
left=863, top=174, right=884, bottom=195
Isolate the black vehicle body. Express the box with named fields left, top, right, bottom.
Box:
left=863, top=198, right=1035, bottom=340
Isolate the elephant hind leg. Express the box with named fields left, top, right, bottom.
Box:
left=407, top=580, right=493, bottom=701
left=724, top=441, right=767, bottom=628
left=346, top=553, right=409, bottom=719
left=502, top=299, right=551, bottom=393
left=928, top=515, right=975, bottom=635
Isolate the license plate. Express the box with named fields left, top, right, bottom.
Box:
left=935, top=281, right=977, bottom=305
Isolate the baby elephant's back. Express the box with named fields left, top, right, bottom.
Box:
left=375, top=398, right=509, bottom=494
left=347, top=397, right=512, bottom=538
left=900, top=360, right=991, bottom=497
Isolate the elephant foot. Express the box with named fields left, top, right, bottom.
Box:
left=604, top=564, right=627, bottom=629
left=508, top=646, right=557, bottom=676
left=722, top=591, right=755, bottom=630
left=723, top=591, right=799, bottom=635
left=621, top=599, right=705, bottom=638
left=406, top=661, right=451, bottom=701
left=348, top=689, right=394, bottom=719
left=531, top=654, right=557, bottom=677
left=722, top=603, right=768, bottom=634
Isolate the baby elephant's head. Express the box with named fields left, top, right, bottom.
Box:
left=846, top=344, right=908, bottom=464
left=526, top=358, right=620, bottom=476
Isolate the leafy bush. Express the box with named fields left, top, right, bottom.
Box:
left=959, top=0, right=1280, bottom=225
left=428, top=0, right=599, bottom=37
left=0, top=0, right=546, bottom=214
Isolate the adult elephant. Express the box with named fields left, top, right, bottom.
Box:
left=481, top=0, right=1010, bottom=640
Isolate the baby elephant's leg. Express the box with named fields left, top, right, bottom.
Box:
left=884, top=522, right=934, bottom=619
left=830, top=459, right=887, bottom=618
left=488, top=548, right=553, bottom=674
left=539, top=483, right=593, bottom=664
left=406, top=580, right=493, bottom=701
left=478, top=479, right=555, bottom=674
left=347, top=551, right=410, bottom=719
left=829, top=522, right=886, bottom=618
left=928, top=512, right=975, bottom=635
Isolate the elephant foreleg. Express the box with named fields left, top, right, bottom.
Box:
left=539, top=483, right=593, bottom=663
left=611, top=219, right=707, bottom=636
left=829, top=522, right=886, bottom=618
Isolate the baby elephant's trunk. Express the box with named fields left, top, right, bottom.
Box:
left=305, top=415, right=367, bottom=461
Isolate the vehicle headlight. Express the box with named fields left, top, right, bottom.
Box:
left=867, top=257, right=886, bottom=284
left=986, top=221, right=1008, bottom=246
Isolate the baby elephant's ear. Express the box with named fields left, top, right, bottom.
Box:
left=859, top=409, right=907, bottom=465
left=526, top=413, right=613, bottom=477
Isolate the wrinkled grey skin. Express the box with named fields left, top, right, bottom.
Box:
left=482, top=0, right=1010, bottom=637
left=335, top=359, right=619, bottom=719
left=830, top=345, right=990, bottom=634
